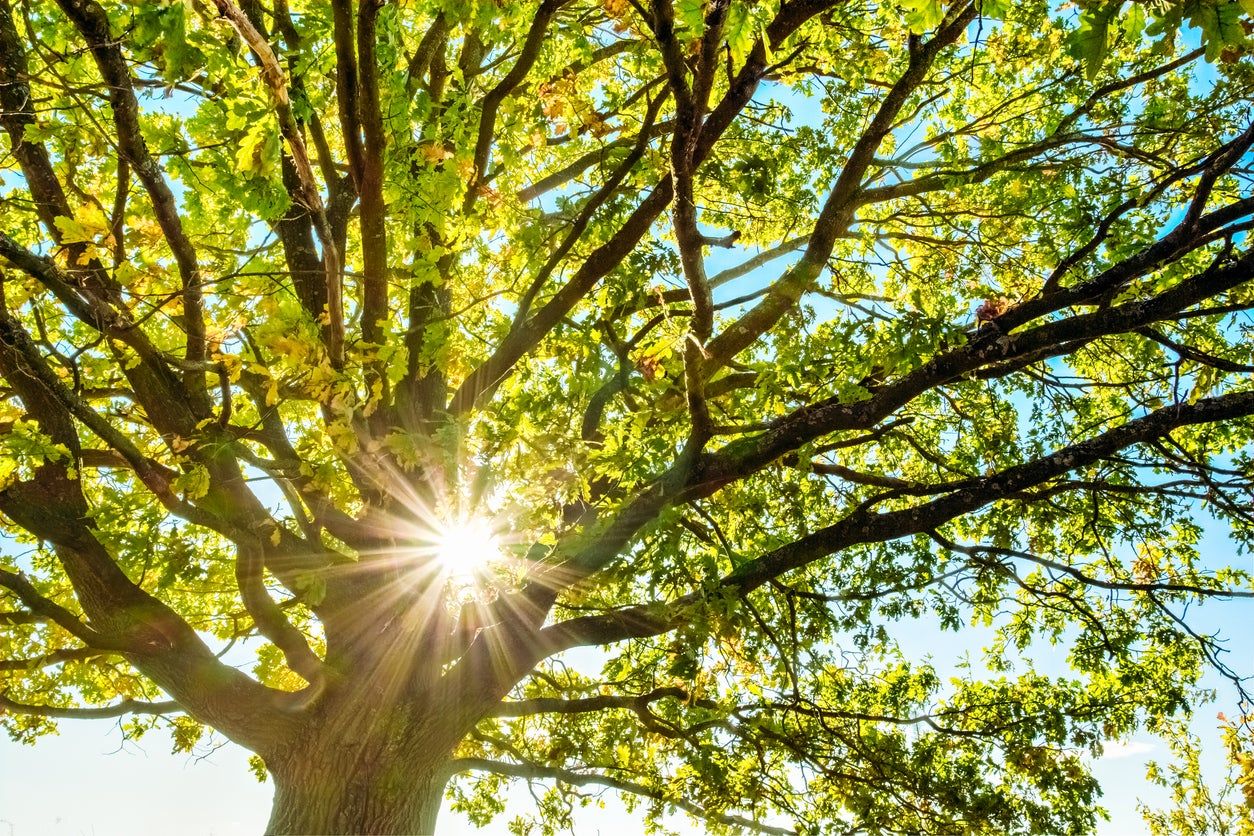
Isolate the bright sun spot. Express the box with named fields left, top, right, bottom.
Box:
left=434, top=518, right=502, bottom=578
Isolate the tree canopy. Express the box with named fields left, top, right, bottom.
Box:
left=2, top=0, right=1254, bottom=832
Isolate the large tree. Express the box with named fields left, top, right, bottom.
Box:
left=2, top=0, right=1254, bottom=832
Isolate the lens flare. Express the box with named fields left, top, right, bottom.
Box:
left=434, top=517, right=502, bottom=578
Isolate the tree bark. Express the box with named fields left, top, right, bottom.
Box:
left=264, top=716, right=456, bottom=835
left=267, top=769, right=448, bottom=834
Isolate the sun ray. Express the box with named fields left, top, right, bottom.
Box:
left=433, top=517, right=503, bottom=579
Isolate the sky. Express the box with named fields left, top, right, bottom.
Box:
left=3, top=7, right=1252, bottom=836
left=3, top=512, right=1249, bottom=836
left=0, top=678, right=1205, bottom=836
left=0, top=647, right=1238, bottom=836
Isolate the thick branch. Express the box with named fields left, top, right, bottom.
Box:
left=490, top=686, right=697, bottom=717
left=357, top=0, right=389, bottom=366
left=213, top=0, right=345, bottom=367
left=535, top=388, right=1254, bottom=656
left=55, top=0, right=210, bottom=403
left=467, top=0, right=569, bottom=209
left=703, top=2, right=978, bottom=373
left=0, top=569, right=128, bottom=651
left=450, top=0, right=835, bottom=416
left=234, top=543, right=327, bottom=686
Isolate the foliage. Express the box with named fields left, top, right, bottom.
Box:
left=1142, top=713, right=1254, bottom=835
left=1, top=0, right=1254, bottom=832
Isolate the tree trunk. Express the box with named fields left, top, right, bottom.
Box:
left=266, top=769, right=448, bottom=835
left=264, top=730, right=453, bottom=835
left=258, top=618, right=502, bottom=833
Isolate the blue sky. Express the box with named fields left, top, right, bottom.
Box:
left=0, top=632, right=1241, bottom=836
left=1, top=447, right=1248, bottom=833
left=3, top=7, right=1252, bottom=835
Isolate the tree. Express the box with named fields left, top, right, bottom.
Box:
left=1, top=0, right=1254, bottom=831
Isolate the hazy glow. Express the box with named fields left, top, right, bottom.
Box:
left=434, top=517, right=502, bottom=578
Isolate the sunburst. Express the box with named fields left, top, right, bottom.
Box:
left=431, top=516, right=504, bottom=580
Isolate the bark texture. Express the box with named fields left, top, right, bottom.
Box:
left=265, top=724, right=453, bottom=835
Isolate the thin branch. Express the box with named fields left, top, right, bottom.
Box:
left=0, top=692, right=180, bottom=719
left=450, top=757, right=795, bottom=835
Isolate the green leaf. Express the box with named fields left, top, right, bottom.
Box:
left=169, top=716, right=205, bottom=753
left=980, top=0, right=1011, bottom=20
left=1121, top=2, right=1146, bottom=40
left=725, top=4, right=755, bottom=70
left=294, top=572, right=328, bottom=607
left=901, top=0, right=945, bottom=33
left=1069, top=7, right=1113, bottom=80
left=1186, top=0, right=1248, bottom=60
left=675, top=0, right=705, bottom=35
left=235, top=121, right=279, bottom=179
left=172, top=465, right=211, bottom=501
left=247, top=755, right=269, bottom=783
